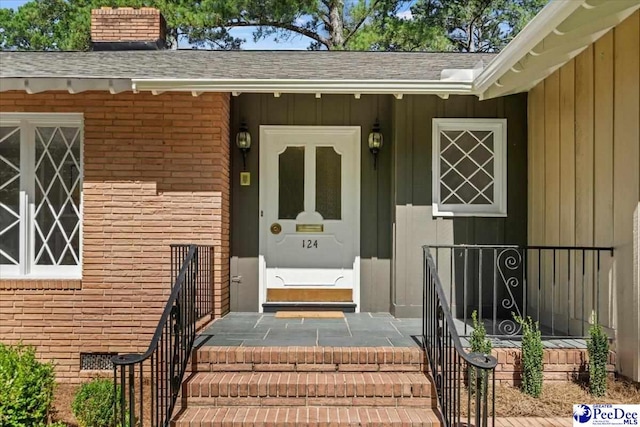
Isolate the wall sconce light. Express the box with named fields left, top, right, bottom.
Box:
left=236, top=120, right=251, bottom=170
left=368, top=119, right=383, bottom=170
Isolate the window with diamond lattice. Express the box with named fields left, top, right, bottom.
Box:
left=0, top=113, right=83, bottom=278
left=432, top=119, right=507, bottom=217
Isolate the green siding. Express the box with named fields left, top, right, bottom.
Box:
left=229, top=92, right=528, bottom=315
left=230, top=94, right=393, bottom=312
left=391, top=94, right=528, bottom=317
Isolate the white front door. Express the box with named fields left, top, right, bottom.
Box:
left=259, top=126, right=360, bottom=311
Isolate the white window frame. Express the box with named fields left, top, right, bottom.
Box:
left=0, top=112, right=83, bottom=279
left=432, top=118, right=507, bottom=217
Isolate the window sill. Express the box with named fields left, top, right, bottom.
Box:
left=432, top=204, right=508, bottom=218
left=432, top=212, right=509, bottom=218
left=0, top=279, right=82, bottom=291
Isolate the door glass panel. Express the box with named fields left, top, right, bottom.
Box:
left=0, top=127, right=21, bottom=265
left=316, top=146, right=341, bottom=220
left=34, top=126, right=81, bottom=266
left=278, top=146, right=304, bottom=220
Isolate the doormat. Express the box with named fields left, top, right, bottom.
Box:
left=275, top=311, right=345, bottom=319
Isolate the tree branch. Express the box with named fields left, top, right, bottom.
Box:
left=342, top=0, right=381, bottom=47
left=320, top=13, right=332, bottom=29
left=226, top=20, right=330, bottom=48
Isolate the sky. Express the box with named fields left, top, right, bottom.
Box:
left=0, top=0, right=313, bottom=49
left=1, top=0, right=416, bottom=50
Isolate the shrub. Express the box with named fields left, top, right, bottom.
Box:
left=72, top=378, right=124, bottom=427
left=514, top=315, right=543, bottom=397
left=470, top=310, right=492, bottom=355
left=587, top=321, right=609, bottom=397
left=0, top=342, right=56, bottom=427
left=469, top=311, right=493, bottom=395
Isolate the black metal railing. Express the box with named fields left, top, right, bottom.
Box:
left=112, top=244, right=214, bottom=427
left=427, top=244, right=614, bottom=338
left=423, top=246, right=497, bottom=427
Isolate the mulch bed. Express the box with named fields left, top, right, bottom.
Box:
left=461, top=377, right=640, bottom=418
left=50, top=384, right=78, bottom=426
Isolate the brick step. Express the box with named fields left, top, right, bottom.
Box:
left=187, top=372, right=432, bottom=399
left=186, top=396, right=434, bottom=408
left=193, top=347, right=426, bottom=373
left=172, top=406, right=442, bottom=426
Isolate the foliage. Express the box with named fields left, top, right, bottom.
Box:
left=514, top=315, right=543, bottom=398
left=72, top=378, right=123, bottom=427
left=587, top=321, right=609, bottom=397
left=409, top=0, right=547, bottom=52
left=468, top=310, right=493, bottom=395
left=0, top=0, right=547, bottom=51
left=470, top=310, right=492, bottom=354
left=0, top=342, right=56, bottom=427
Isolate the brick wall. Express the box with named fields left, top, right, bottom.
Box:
left=0, top=91, right=230, bottom=381
left=492, top=348, right=616, bottom=385
left=91, top=7, right=166, bottom=43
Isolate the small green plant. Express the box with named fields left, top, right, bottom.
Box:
left=514, top=315, right=543, bottom=397
left=72, top=378, right=123, bottom=427
left=587, top=321, right=609, bottom=397
left=470, top=310, right=493, bottom=355
left=0, top=342, right=56, bottom=427
left=468, top=311, right=493, bottom=395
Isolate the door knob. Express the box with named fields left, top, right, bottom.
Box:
left=270, top=223, right=282, bottom=234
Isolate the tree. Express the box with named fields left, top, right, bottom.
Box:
left=410, top=0, right=548, bottom=52
left=0, top=0, right=242, bottom=50
left=0, top=0, right=407, bottom=51
left=346, top=2, right=451, bottom=51
left=0, top=0, right=547, bottom=52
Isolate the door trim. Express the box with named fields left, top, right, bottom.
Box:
left=258, top=125, right=361, bottom=312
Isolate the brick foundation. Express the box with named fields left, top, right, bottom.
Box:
left=0, top=91, right=230, bottom=381
left=492, top=348, right=616, bottom=385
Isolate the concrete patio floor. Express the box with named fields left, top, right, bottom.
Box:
left=195, top=312, right=422, bottom=347
left=195, top=312, right=587, bottom=348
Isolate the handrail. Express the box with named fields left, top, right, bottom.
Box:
left=111, top=244, right=214, bottom=427
left=113, top=246, right=197, bottom=367
left=425, top=243, right=614, bottom=253
left=423, top=245, right=497, bottom=427
left=427, top=244, right=614, bottom=338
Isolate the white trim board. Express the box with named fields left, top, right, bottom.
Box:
left=0, top=112, right=84, bottom=279
left=431, top=118, right=508, bottom=217
left=132, top=79, right=474, bottom=96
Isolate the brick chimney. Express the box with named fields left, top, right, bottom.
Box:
left=90, top=7, right=167, bottom=50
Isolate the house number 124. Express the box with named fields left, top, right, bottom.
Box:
left=303, top=240, right=318, bottom=249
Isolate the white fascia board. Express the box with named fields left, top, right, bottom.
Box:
left=473, top=0, right=583, bottom=94
left=537, top=4, right=638, bottom=52
left=3, top=76, right=477, bottom=97
left=480, top=44, right=589, bottom=99
left=0, top=77, right=132, bottom=93
left=131, top=78, right=474, bottom=96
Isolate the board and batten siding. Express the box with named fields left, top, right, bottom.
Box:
left=229, top=92, right=529, bottom=316
left=391, top=94, right=528, bottom=317
left=230, top=94, right=393, bottom=313
left=528, top=10, right=640, bottom=381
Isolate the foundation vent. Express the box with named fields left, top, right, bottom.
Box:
left=80, top=353, right=117, bottom=371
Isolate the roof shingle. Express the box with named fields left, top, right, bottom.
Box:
left=0, top=50, right=496, bottom=80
